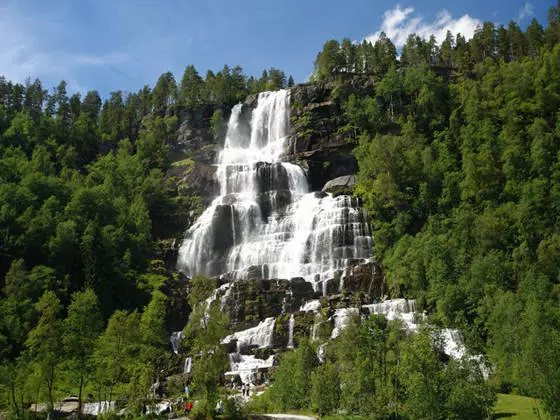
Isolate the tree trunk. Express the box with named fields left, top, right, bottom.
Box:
left=10, top=380, right=20, bottom=418
left=78, top=375, right=84, bottom=419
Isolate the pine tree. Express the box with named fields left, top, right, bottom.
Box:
left=179, top=65, right=204, bottom=108
left=526, top=18, right=544, bottom=58
left=287, top=75, right=295, bottom=87
left=439, top=31, right=454, bottom=67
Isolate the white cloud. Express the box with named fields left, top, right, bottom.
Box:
left=517, top=3, right=535, bottom=22
left=365, top=4, right=482, bottom=48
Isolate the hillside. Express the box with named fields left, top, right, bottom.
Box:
left=1, top=4, right=560, bottom=419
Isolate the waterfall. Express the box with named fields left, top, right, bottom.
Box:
left=170, top=331, right=183, bottom=354
left=222, top=317, right=276, bottom=352
left=184, top=357, right=193, bottom=374
left=177, top=89, right=374, bottom=292
left=363, top=298, right=420, bottom=331
left=331, top=307, right=360, bottom=339
left=226, top=353, right=275, bottom=385
left=287, top=314, right=295, bottom=348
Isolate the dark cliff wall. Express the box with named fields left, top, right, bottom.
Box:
left=166, top=78, right=374, bottom=202
left=287, top=77, right=373, bottom=190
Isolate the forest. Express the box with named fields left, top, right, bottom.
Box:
left=1, top=2, right=560, bottom=419
left=249, top=7, right=560, bottom=419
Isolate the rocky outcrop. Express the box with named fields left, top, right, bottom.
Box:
left=165, top=78, right=375, bottom=211
left=166, top=105, right=227, bottom=207
left=172, top=105, right=227, bottom=162
left=220, top=278, right=315, bottom=331
left=166, top=161, right=217, bottom=199
left=322, top=174, right=357, bottom=195
left=287, top=78, right=374, bottom=190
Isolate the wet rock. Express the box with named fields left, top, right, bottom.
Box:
left=244, top=93, right=259, bottom=109
left=221, top=279, right=315, bottom=331
left=257, top=189, right=292, bottom=219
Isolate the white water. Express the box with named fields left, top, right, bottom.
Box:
left=299, top=299, right=321, bottom=312
left=363, top=298, right=420, bottom=332
left=287, top=314, right=295, bottom=348
left=201, top=283, right=232, bottom=327
left=82, top=401, right=115, bottom=416
left=170, top=331, right=183, bottom=354
left=330, top=307, right=360, bottom=339
left=226, top=353, right=275, bottom=385
left=222, top=317, right=276, bottom=352
left=441, top=328, right=466, bottom=359
left=324, top=299, right=475, bottom=365
left=184, top=356, right=193, bottom=374
left=177, top=90, right=374, bottom=292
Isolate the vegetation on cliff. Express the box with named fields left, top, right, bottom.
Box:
left=251, top=317, right=495, bottom=419
left=0, top=63, right=288, bottom=416
left=0, top=2, right=559, bottom=418
left=310, top=5, right=560, bottom=417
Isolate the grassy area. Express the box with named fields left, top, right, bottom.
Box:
left=494, top=393, right=548, bottom=419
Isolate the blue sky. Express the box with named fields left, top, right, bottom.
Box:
left=0, top=0, right=553, bottom=97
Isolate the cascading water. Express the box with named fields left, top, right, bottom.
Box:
left=170, top=331, right=183, bottom=354
left=287, top=314, right=295, bottom=348
left=177, top=89, right=374, bottom=292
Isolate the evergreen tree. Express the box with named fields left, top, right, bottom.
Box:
left=526, top=18, right=545, bottom=58
left=152, top=72, right=177, bottom=117
left=439, top=31, right=454, bottom=66
left=179, top=65, right=204, bottom=107
left=287, top=75, right=295, bottom=87
left=373, top=32, right=397, bottom=75
left=314, top=40, right=343, bottom=79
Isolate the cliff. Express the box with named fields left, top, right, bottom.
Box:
left=164, top=82, right=384, bottom=386
left=166, top=78, right=374, bottom=203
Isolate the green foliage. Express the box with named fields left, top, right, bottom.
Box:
left=345, top=12, right=560, bottom=417
left=259, top=315, right=494, bottom=418
left=267, top=340, right=318, bottom=412
left=1, top=7, right=560, bottom=416
left=24, top=291, right=63, bottom=412
left=184, top=305, right=231, bottom=418
left=187, top=275, right=218, bottom=309
left=311, top=362, right=340, bottom=416
left=63, top=288, right=103, bottom=414
left=91, top=310, right=142, bottom=406
left=210, top=109, right=226, bottom=142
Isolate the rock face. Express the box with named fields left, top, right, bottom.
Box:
left=287, top=78, right=374, bottom=190
left=322, top=174, right=357, bottom=195
left=172, top=105, right=227, bottom=163
left=167, top=82, right=387, bottom=387
left=220, top=278, right=315, bottom=331
left=166, top=104, right=227, bottom=208
left=165, top=79, right=375, bottom=224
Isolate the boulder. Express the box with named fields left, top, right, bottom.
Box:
left=322, top=175, right=357, bottom=194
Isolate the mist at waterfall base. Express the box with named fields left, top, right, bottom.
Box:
left=177, top=90, right=373, bottom=292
